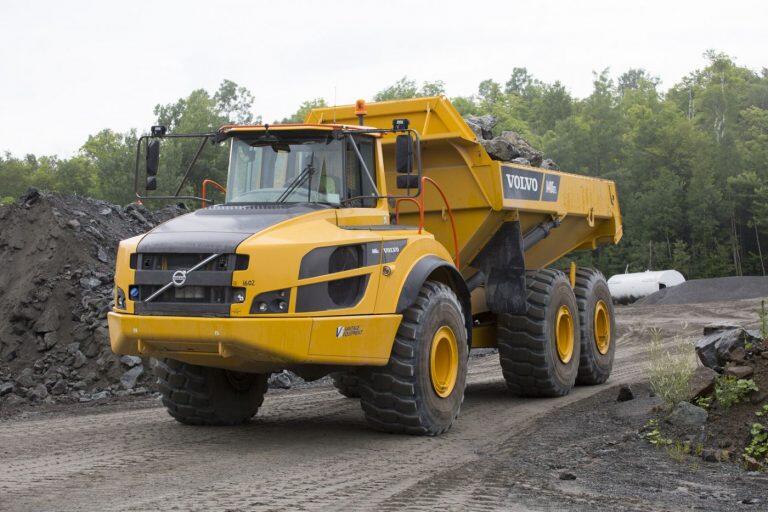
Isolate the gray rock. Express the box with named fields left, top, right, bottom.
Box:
left=0, top=382, right=14, bottom=396
left=687, top=366, right=717, bottom=400
left=97, top=247, right=109, bottom=263
left=480, top=138, right=521, bottom=162
left=79, top=277, right=102, bottom=289
left=29, top=383, right=49, bottom=401
left=666, top=401, right=708, bottom=428
left=72, top=350, right=87, bottom=369
left=120, top=365, right=144, bottom=390
left=99, top=207, right=112, bottom=216
left=37, top=331, right=58, bottom=351
left=67, top=219, right=81, bottom=230
left=15, top=368, right=35, bottom=388
left=541, top=158, right=559, bottom=170
left=558, top=472, right=577, bottom=480
left=511, top=157, right=531, bottom=166
left=724, top=365, right=754, bottom=379
left=464, top=114, right=496, bottom=140
left=120, top=355, right=142, bottom=368
left=617, top=384, right=634, bottom=402
left=50, top=379, right=67, bottom=395
left=268, top=370, right=294, bottom=389
left=19, top=187, right=41, bottom=206
left=34, top=303, right=60, bottom=333
left=694, top=327, right=760, bottom=369
left=90, top=390, right=110, bottom=400
left=498, top=131, right=543, bottom=167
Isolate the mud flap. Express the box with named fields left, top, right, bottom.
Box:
left=471, top=221, right=527, bottom=315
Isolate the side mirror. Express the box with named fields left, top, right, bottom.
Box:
left=396, top=174, right=419, bottom=189
left=395, top=134, right=413, bottom=174
left=146, top=139, right=160, bottom=176
left=146, top=176, right=157, bottom=191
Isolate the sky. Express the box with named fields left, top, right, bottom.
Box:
left=0, top=0, right=766, bottom=157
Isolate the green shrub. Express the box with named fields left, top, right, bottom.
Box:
left=714, top=376, right=758, bottom=410
left=647, top=328, right=695, bottom=406
left=744, top=423, right=768, bottom=463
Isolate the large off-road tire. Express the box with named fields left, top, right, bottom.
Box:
left=358, top=281, right=468, bottom=435
left=155, top=358, right=268, bottom=426
left=574, top=268, right=616, bottom=385
left=497, top=269, right=581, bottom=397
left=330, top=372, right=360, bottom=398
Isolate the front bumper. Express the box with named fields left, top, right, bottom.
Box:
left=108, top=312, right=401, bottom=372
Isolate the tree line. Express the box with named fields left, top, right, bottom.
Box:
left=2, top=51, right=767, bottom=279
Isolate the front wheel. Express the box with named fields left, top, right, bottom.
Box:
left=155, top=358, right=268, bottom=426
left=358, top=280, right=468, bottom=435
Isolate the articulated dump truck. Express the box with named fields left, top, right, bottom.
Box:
left=108, top=96, right=622, bottom=435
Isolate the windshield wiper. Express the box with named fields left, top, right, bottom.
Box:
left=276, top=152, right=315, bottom=203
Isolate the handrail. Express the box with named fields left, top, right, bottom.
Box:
left=201, top=179, right=226, bottom=206
left=393, top=176, right=460, bottom=268
left=394, top=197, right=423, bottom=233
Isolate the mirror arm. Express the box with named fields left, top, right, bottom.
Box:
left=173, top=136, right=209, bottom=197
left=345, top=134, right=380, bottom=197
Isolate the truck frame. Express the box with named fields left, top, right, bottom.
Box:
left=108, top=96, right=622, bottom=435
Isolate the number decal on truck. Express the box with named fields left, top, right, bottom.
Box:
left=501, top=166, right=560, bottom=202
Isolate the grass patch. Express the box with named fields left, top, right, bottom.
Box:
left=647, top=327, right=696, bottom=406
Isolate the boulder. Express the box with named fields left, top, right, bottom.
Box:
left=464, top=114, right=496, bottom=140
left=694, top=327, right=760, bottom=370
left=480, top=138, right=520, bottom=162
left=724, top=365, right=754, bottom=379
left=120, top=365, right=144, bottom=390
left=687, top=366, right=717, bottom=400
left=0, top=382, right=14, bottom=396
left=28, top=383, right=49, bottom=401
left=268, top=370, right=294, bottom=389
left=497, top=131, right=543, bottom=167
left=666, top=401, right=708, bottom=428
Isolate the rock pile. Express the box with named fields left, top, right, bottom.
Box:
left=0, top=188, right=185, bottom=411
left=464, top=114, right=558, bottom=169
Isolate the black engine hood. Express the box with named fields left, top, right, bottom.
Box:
left=136, top=203, right=327, bottom=254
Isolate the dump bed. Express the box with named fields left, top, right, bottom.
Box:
left=307, top=96, right=622, bottom=272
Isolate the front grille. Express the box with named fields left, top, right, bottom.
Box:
left=131, top=252, right=248, bottom=317
left=137, top=253, right=248, bottom=271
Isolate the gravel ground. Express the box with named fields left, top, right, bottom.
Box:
left=2, top=298, right=767, bottom=511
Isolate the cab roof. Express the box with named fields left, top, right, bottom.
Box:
left=218, top=123, right=381, bottom=137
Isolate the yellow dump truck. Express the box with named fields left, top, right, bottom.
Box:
left=108, top=96, right=622, bottom=435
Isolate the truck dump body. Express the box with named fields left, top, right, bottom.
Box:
left=307, top=96, right=622, bottom=271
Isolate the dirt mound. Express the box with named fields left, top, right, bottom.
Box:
left=637, top=276, right=768, bottom=306
left=0, top=189, right=185, bottom=412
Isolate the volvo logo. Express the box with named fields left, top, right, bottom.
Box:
left=143, top=253, right=221, bottom=303
left=172, top=270, right=187, bottom=287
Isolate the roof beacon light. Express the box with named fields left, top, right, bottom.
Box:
left=355, top=99, right=367, bottom=126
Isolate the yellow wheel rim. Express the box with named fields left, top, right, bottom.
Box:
left=594, top=300, right=611, bottom=355
left=430, top=326, right=459, bottom=398
left=555, top=305, right=575, bottom=364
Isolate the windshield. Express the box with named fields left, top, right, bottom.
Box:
left=226, top=136, right=344, bottom=205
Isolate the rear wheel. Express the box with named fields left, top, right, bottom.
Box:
left=497, top=269, right=581, bottom=397
left=155, top=358, right=268, bottom=426
left=330, top=371, right=360, bottom=398
left=358, top=280, right=468, bottom=435
left=574, top=268, right=616, bottom=385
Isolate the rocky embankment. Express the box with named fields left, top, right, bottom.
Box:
left=0, top=189, right=184, bottom=411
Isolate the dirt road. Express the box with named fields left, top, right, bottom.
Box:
left=0, top=299, right=762, bottom=511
